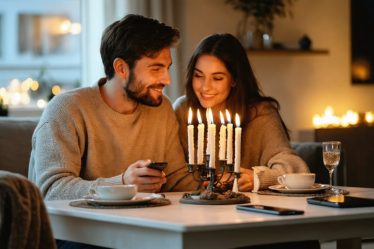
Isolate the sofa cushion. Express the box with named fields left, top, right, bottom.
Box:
left=0, top=117, right=38, bottom=176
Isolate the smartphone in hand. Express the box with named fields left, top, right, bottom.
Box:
left=236, top=204, right=304, bottom=215
left=147, top=162, right=167, bottom=171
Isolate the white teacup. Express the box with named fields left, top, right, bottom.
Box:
left=93, top=184, right=137, bottom=200
left=277, top=173, right=315, bottom=189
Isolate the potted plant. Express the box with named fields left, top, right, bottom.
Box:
left=225, top=0, right=294, bottom=49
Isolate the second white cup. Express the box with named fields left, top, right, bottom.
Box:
left=277, top=173, right=316, bottom=189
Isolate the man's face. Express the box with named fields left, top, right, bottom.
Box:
left=125, top=47, right=172, bottom=106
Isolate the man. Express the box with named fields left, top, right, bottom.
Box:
left=28, top=14, right=197, bottom=200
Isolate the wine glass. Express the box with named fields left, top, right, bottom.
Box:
left=322, top=141, right=341, bottom=193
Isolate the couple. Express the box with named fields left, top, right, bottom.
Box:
left=29, top=13, right=318, bottom=249
left=28, top=14, right=308, bottom=201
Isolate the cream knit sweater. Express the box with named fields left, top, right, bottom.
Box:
left=29, top=86, right=197, bottom=200
left=173, top=96, right=309, bottom=191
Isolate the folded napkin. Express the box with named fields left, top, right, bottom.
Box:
left=0, top=170, right=57, bottom=249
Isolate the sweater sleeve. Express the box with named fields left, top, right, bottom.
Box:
left=28, top=94, right=101, bottom=200
left=244, top=103, right=309, bottom=191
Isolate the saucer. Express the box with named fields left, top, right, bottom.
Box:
left=268, top=183, right=329, bottom=194
left=87, top=195, right=155, bottom=206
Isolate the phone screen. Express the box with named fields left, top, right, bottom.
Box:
left=236, top=204, right=304, bottom=215
left=147, top=162, right=167, bottom=171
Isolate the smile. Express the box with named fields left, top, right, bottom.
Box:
left=200, top=93, right=216, bottom=100
left=149, top=84, right=165, bottom=93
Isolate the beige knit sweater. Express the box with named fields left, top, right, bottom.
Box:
left=173, top=96, right=309, bottom=191
left=28, top=86, right=198, bottom=200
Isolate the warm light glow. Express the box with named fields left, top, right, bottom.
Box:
left=197, top=109, right=202, bottom=124
left=340, top=110, right=359, bottom=127
left=59, top=20, right=72, bottom=34
left=37, top=99, right=47, bottom=109
left=52, top=85, right=61, bottom=96
left=313, top=106, right=364, bottom=128
left=220, top=111, right=225, bottom=125
left=30, top=81, right=39, bottom=91
left=235, top=114, right=240, bottom=127
left=352, top=58, right=371, bottom=81
left=21, top=78, right=32, bottom=91
left=328, top=195, right=345, bottom=203
left=70, top=22, right=82, bottom=35
left=225, top=109, right=231, bottom=123
left=188, top=107, right=193, bottom=124
left=365, top=112, right=374, bottom=124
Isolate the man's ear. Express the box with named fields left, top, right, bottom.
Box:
left=113, top=58, right=129, bottom=80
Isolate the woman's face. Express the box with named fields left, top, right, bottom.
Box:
left=192, top=55, right=233, bottom=108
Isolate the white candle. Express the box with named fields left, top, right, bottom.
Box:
left=187, top=107, right=195, bottom=165
left=205, top=108, right=211, bottom=156
left=219, top=111, right=227, bottom=160
left=208, top=108, right=216, bottom=168
left=197, top=109, right=205, bottom=164
left=226, top=110, right=233, bottom=165
left=234, top=113, right=241, bottom=173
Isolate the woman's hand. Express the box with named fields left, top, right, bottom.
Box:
left=238, top=167, right=254, bottom=192
left=122, top=159, right=167, bottom=192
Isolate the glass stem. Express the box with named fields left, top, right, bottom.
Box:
left=329, top=170, right=334, bottom=189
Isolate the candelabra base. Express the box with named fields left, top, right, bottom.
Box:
left=180, top=190, right=250, bottom=205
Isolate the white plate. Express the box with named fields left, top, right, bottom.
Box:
left=268, top=183, right=329, bottom=194
left=87, top=196, right=155, bottom=206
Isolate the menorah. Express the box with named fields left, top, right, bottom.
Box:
left=187, top=156, right=241, bottom=193
left=186, top=107, right=242, bottom=193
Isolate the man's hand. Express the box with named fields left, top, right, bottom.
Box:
left=238, top=167, right=254, bottom=192
left=122, top=160, right=166, bottom=192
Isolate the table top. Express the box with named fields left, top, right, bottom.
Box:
left=46, top=186, right=374, bottom=233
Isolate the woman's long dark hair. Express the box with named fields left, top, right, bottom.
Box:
left=185, top=33, right=290, bottom=139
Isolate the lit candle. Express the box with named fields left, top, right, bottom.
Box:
left=206, top=108, right=211, bottom=156
left=197, top=109, right=205, bottom=164
left=226, top=110, right=233, bottom=165
left=187, top=107, right=195, bottom=165
left=219, top=111, right=227, bottom=160
left=234, top=114, right=241, bottom=173
left=208, top=108, right=216, bottom=168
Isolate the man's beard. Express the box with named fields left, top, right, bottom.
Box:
left=125, top=72, right=164, bottom=107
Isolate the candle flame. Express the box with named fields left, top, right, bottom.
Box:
left=365, top=112, right=374, bottom=124
left=235, top=113, right=240, bottom=127
left=197, top=109, right=202, bottom=124
left=220, top=111, right=225, bottom=125
left=225, top=109, right=231, bottom=123
left=207, top=108, right=214, bottom=124
left=188, top=107, right=193, bottom=124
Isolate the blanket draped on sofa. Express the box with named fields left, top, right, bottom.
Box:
left=0, top=170, right=56, bottom=249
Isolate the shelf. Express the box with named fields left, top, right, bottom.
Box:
left=247, top=49, right=329, bottom=56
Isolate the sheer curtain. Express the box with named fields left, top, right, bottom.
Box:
left=80, top=0, right=183, bottom=102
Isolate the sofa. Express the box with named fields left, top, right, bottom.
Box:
left=0, top=117, right=38, bottom=177
left=0, top=117, right=338, bottom=185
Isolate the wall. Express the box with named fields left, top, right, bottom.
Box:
left=176, top=0, right=374, bottom=142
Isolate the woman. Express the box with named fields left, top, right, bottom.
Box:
left=173, top=33, right=310, bottom=192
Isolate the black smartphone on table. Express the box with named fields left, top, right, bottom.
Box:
left=307, top=195, right=374, bottom=208
left=147, top=162, right=167, bottom=171
left=236, top=204, right=304, bottom=215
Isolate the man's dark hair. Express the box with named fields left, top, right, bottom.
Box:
left=100, top=14, right=180, bottom=79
